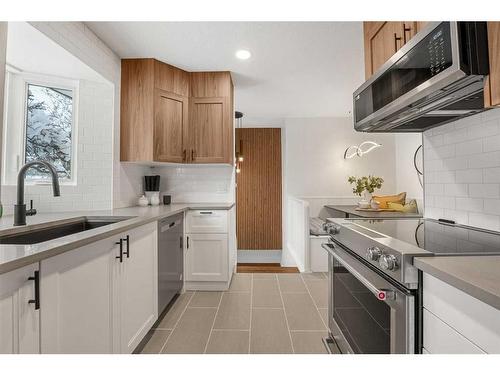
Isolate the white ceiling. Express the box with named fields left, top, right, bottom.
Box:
left=86, top=22, right=364, bottom=120
left=7, top=22, right=108, bottom=84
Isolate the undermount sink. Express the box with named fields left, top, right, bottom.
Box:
left=0, top=216, right=134, bottom=245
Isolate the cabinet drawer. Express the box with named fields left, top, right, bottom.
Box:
left=423, top=273, right=500, bottom=353
left=186, top=210, right=228, bottom=233
left=423, top=309, right=485, bottom=354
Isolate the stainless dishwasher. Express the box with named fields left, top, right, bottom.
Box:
left=158, top=213, right=184, bottom=315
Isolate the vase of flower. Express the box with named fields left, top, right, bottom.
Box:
left=348, top=175, right=384, bottom=209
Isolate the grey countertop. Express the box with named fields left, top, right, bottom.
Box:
left=0, top=202, right=235, bottom=275
left=414, top=256, right=500, bottom=311
left=325, top=205, right=423, bottom=218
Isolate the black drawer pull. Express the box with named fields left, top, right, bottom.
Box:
left=199, top=211, right=213, bottom=215
left=123, top=235, right=130, bottom=258
left=116, top=238, right=123, bottom=262
left=28, top=270, right=40, bottom=310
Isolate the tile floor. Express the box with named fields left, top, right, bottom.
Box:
left=140, top=272, right=331, bottom=354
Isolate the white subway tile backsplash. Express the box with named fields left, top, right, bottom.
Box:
left=425, top=184, right=444, bottom=195
left=423, top=108, right=500, bottom=231
left=483, top=199, right=500, bottom=215
left=468, top=184, right=500, bottom=199
left=483, top=134, right=500, bottom=152
left=455, top=139, right=483, bottom=155
left=444, top=183, right=468, bottom=197
left=467, top=151, right=500, bottom=169
left=483, top=167, right=500, bottom=183
left=455, top=197, right=483, bottom=213
left=433, top=196, right=456, bottom=209
left=455, top=169, right=483, bottom=183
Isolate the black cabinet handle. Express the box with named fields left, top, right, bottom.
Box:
left=28, top=270, right=40, bottom=310
left=116, top=238, right=123, bottom=262
left=402, top=23, right=412, bottom=44
left=123, top=235, right=130, bottom=258
left=186, top=236, right=189, bottom=249
left=394, top=33, right=402, bottom=51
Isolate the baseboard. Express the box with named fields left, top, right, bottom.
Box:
left=237, top=250, right=282, bottom=263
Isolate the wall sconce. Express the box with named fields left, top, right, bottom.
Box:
left=344, top=141, right=382, bottom=159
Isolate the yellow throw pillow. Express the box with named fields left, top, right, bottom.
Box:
left=372, top=192, right=406, bottom=209
left=388, top=199, right=418, bottom=213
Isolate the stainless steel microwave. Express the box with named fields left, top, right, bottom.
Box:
left=353, top=22, right=490, bottom=133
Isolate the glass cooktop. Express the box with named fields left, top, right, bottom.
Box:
left=346, top=218, right=500, bottom=256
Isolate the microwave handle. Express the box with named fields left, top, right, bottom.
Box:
left=322, top=243, right=395, bottom=301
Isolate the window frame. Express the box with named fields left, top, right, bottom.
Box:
left=20, top=72, right=79, bottom=185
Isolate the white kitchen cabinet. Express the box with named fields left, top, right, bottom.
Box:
left=115, top=222, right=158, bottom=353
left=186, top=210, right=228, bottom=233
left=40, top=236, right=117, bottom=353
left=423, top=273, right=500, bottom=354
left=40, top=222, right=157, bottom=354
left=185, top=233, right=228, bottom=282
left=0, top=263, right=40, bottom=354
left=184, top=208, right=235, bottom=291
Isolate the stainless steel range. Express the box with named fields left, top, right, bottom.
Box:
left=321, top=218, right=500, bottom=354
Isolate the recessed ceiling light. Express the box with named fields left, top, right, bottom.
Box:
left=235, top=49, right=251, bottom=60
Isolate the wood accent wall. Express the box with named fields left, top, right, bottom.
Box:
left=236, top=128, right=282, bottom=250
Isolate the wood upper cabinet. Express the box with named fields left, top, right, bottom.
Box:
left=189, top=72, right=234, bottom=164
left=121, top=59, right=234, bottom=164
left=154, top=90, right=188, bottom=163
left=364, top=21, right=418, bottom=79
left=485, top=22, right=500, bottom=107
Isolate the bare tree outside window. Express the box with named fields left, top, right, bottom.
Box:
left=25, top=84, right=73, bottom=179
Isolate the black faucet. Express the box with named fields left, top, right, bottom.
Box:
left=14, top=161, right=61, bottom=226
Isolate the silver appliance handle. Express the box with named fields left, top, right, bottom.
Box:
left=322, top=243, right=395, bottom=301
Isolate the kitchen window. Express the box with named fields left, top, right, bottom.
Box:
left=2, top=70, right=78, bottom=185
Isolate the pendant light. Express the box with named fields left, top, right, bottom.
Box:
left=235, top=111, right=244, bottom=172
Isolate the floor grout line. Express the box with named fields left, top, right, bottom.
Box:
left=248, top=273, right=254, bottom=354
left=203, top=288, right=224, bottom=354
left=212, top=328, right=250, bottom=332
left=276, top=273, right=295, bottom=354
left=300, top=274, right=329, bottom=331
left=158, top=291, right=195, bottom=354
left=289, top=329, right=328, bottom=332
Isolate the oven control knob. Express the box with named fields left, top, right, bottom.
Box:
left=323, top=223, right=341, bottom=235
left=379, top=254, right=398, bottom=271
left=366, top=246, right=382, bottom=261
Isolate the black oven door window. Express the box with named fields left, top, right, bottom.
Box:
left=332, top=263, right=391, bottom=354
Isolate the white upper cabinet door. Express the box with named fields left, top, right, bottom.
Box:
left=0, top=263, right=40, bottom=354
left=40, top=236, right=118, bottom=354
left=186, top=210, right=228, bottom=233
left=185, top=233, right=228, bottom=282
left=116, top=222, right=158, bottom=354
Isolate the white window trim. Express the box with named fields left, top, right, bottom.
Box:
left=3, top=69, right=79, bottom=186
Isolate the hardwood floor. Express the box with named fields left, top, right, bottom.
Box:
left=236, top=263, right=299, bottom=273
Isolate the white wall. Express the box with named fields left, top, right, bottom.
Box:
left=284, top=117, right=401, bottom=217
left=423, top=108, right=500, bottom=231
left=29, top=22, right=148, bottom=209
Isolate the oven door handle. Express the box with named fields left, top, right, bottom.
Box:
left=322, top=243, right=396, bottom=301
